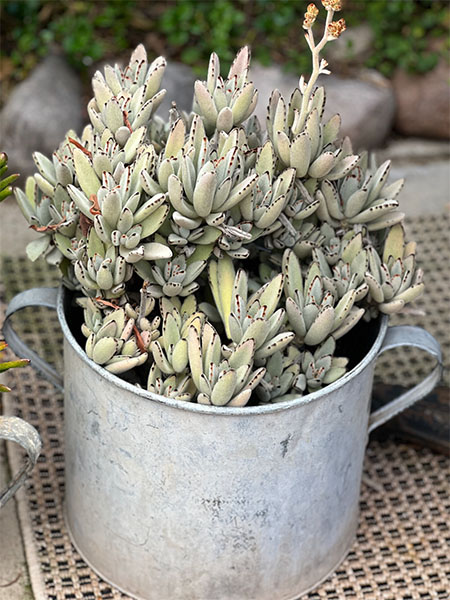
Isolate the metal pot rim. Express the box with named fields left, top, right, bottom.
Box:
left=58, top=285, right=389, bottom=416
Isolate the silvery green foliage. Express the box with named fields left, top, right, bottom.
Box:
left=300, top=336, right=348, bottom=392
left=147, top=363, right=195, bottom=402
left=150, top=295, right=203, bottom=375
left=315, top=156, right=405, bottom=232
left=79, top=297, right=149, bottom=375
left=283, top=250, right=364, bottom=346
left=365, top=224, right=424, bottom=314
left=256, top=347, right=302, bottom=403
left=193, top=48, right=258, bottom=135
left=138, top=252, right=207, bottom=298
left=14, top=3, right=425, bottom=407
left=187, top=319, right=266, bottom=407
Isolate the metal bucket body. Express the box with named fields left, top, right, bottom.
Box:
left=61, top=293, right=383, bottom=600
left=3, top=286, right=442, bottom=600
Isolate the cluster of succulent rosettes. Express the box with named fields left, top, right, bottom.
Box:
left=193, top=48, right=258, bottom=136
left=79, top=284, right=161, bottom=372
left=80, top=298, right=146, bottom=375
left=89, top=46, right=166, bottom=143
left=150, top=295, right=202, bottom=376
left=186, top=319, right=267, bottom=407
left=256, top=346, right=303, bottom=403
left=14, top=1, right=426, bottom=408
left=365, top=223, right=424, bottom=315
left=141, top=116, right=260, bottom=259
left=208, top=255, right=294, bottom=359
left=316, top=157, right=405, bottom=232
left=283, top=249, right=364, bottom=347
left=14, top=44, right=169, bottom=273
left=267, top=86, right=358, bottom=184
left=312, top=231, right=369, bottom=301
left=146, top=294, right=264, bottom=405
left=300, top=336, right=348, bottom=391
left=140, top=252, right=207, bottom=298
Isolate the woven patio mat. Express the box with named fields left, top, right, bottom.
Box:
left=3, top=368, right=449, bottom=600
left=1, top=211, right=449, bottom=599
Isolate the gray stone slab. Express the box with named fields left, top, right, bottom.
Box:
left=379, top=138, right=449, bottom=163
left=390, top=160, right=449, bottom=218
left=0, top=440, right=32, bottom=599
left=0, top=54, right=83, bottom=181
left=0, top=199, right=36, bottom=257
left=378, top=138, right=450, bottom=217
left=393, top=60, right=450, bottom=140
left=159, top=61, right=196, bottom=117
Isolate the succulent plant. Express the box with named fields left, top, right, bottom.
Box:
left=299, top=336, right=348, bottom=392
left=0, top=152, right=19, bottom=203
left=315, top=157, right=405, bottom=232
left=193, top=48, right=258, bottom=135
left=0, top=341, right=29, bottom=393
left=365, top=223, right=424, bottom=314
left=14, top=1, right=425, bottom=407
left=256, top=346, right=302, bottom=403
left=187, top=319, right=266, bottom=407
left=283, top=249, right=364, bottom=346
left=79, top=297, right=149, bottom=374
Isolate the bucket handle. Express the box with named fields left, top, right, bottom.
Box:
left=3, top=290, right=443, bottom=430
left=369, top=325, right=443, bottom=433
left=0, top=416, right=42, bottom=509
left=3, top=287, right=63, bottom=391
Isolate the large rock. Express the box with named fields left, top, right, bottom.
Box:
left=392, top=60, right=450, bottom=140
left=326, top=24, right=374, bottom=66
left=250, top=63, right=395, bottom=150
left=158, top=61, right=197, bottom=118
left=321, top=72, right=395, bottom=150
left=0, top=54, right=83, bottom=180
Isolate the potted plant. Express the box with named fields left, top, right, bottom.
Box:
left=4, top=2, right=442, bottom=598
left=0, top=153, right=42, bottom=509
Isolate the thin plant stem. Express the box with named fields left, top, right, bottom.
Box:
left=298, top=9, right=334, bottom=130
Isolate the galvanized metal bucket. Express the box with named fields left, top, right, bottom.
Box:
left=4, top=286, right=442, bottom=600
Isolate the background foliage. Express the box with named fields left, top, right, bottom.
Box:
left=1, top=0, right=449, bottom=99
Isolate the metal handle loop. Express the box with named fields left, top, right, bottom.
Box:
left=3, top=287, right=63, bottom=390
left=369, top=325, right=443, bottom=433
left=0, top=416, right=42, bottom=508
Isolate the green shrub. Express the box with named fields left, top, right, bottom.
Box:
left=347, top=0, right=449, bottom=77
left=3, top=0, right=134, bottom=80
left=2, top=0, right=448, bottom=86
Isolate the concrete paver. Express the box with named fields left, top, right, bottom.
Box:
left=0, top=440, right=32, bottom=599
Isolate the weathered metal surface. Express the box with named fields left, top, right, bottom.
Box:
left=0, top=416, right=42, bottom=509
left=368, top=326, right=442, bottom=432
left=3, top=286, right=443, bottom=600
left=4, top=287, right=62, bottom=390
